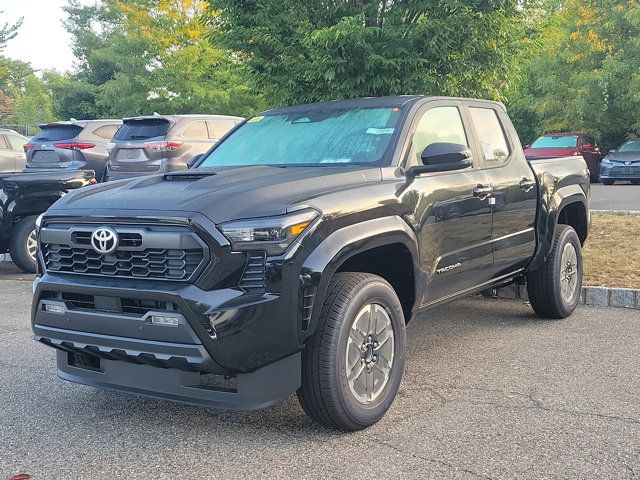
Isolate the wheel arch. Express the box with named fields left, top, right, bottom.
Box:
left=300, top=216, right=421, bottom=339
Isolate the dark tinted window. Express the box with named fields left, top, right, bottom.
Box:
left=114, top=119, right=170, bottom=141
left=182, top=121, right=208, bottom=138
left=32, top=124, right=83, bottom=142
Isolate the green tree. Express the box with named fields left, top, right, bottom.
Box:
left=507, top=0, right=640, bottom=148
left=57, top=0, right=264, bottom=119
left=212, top=0, right=533, bottom=106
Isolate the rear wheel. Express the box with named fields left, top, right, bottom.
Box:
left=9, top=215, right=38, bottom=273
left=631, top=179, right=640, bottom=185
left=602, top=179, right=615, bottom=185
left=526, top=225, right=583, bottom=319
left=297, top=272, right=406, bottom=431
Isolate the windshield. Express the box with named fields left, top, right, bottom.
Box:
left=618, top=140, right=640, bottom=152
left=530, top=135, right=578, bottom=149
left=198, top=107, right=401, bottom=167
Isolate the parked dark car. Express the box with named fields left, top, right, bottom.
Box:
left=600, top=139, right=640, bottom=185
left=524, top=133, right=602, bottom=182
left=105, top=114, right=242, bottom=180
left=0, top=170, right=95, bottom=273
left=24, top=120, right=122, bottom=181
left=0, top=127, right=28, bottom=172
left=32, top=96, right=589, bottom=431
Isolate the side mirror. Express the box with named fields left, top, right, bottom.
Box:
left=186, top=154, right=203, bottom=169
left=409, top=142, right=473, bottom=176
left=524, top=144, right=531, bottom=149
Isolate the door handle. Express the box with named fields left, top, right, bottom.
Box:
left=473, top=185, right=493, bottom=200
left=519, top=178, right=536, bottom=192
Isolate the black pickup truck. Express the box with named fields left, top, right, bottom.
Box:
left=0, top=170, right=95, bottom=272
left=31, top=97, right=590, bottom=431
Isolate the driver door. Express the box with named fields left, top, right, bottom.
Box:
left=400, top=101, right=494, bottom=306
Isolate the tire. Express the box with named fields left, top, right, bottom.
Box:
left=297, top=272, right=406, bottom=431
left=590, top=173, right=600, bottom=183
left=9, top=215, right=38, bottom=273
left=526, top=225, right=583, bottom=319
left=631, top=179, right=640, bottom=185
left=602, top=179, right=615, bottom=185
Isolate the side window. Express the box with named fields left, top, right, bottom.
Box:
left=6, top=135, right=25, bottom=151
left=469, top=107, right=510, bottom=166
left=207, top=120, right=236, bottom=139
left=182, top=121, right=209, bottom=139
left=0, top=135, right=9, bottom=150
left=411, top=106, right=468, bottom=165
left=93, top=125, right=119, bottom=140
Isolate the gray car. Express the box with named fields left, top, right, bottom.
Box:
left=25, top=119, right=122, bottom=181
left=105, top=114, right=242, bottom=180
left=0, top=128, right=28, bottom=172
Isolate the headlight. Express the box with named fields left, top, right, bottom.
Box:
left=35, top=214, right=44, bottom=233
left=219, top=209, right=319, bottom=255
left=601, top=157, right=612, bottom=164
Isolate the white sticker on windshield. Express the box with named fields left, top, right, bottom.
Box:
left=366, top=128, right=395, bottom=135
left=481, top=141, right=495, bottom=161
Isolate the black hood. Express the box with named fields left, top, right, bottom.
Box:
left=49, top=166, right=382, bottom=223
left=606, top=151, right=640, bottom=163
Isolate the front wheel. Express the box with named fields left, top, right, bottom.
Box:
left=526, top=225, right=583, bottom=319
left=9, top=215, right=38, bottom=273
left=297, top=272, right=406, bottom=431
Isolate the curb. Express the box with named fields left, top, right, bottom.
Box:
left=489, top=284, right=640, bottom=310
left=591, top=209, right=640, bottom=215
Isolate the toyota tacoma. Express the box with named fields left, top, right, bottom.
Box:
left=31, top=96, right=590, bottom=431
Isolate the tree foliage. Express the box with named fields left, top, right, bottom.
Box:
left=211, top=0, right=532, bottom=106
left=0, top=11, right=22, bottom=52
left=507, top=0, right=640, bottom=147
left=54, top=0, right=264, bottom=120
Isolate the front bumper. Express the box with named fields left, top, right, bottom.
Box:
left=600, top=163, right=640, bottom=180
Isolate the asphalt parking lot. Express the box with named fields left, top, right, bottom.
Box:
left=1, top=270, right=639, bottom=480
left=590, top=183, right=639, bottom=212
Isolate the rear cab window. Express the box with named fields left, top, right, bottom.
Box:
left=114, top=119, right=171, bottom=141
left=32, top=124, right=83, bottom=142
left=469, top=107, right=511, bottom=166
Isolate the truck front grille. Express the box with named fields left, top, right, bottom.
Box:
left=40, top=223, right=207, bottom=282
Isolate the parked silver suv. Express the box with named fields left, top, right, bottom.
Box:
left=105, top=114, right=242, bottom=180
left=24, top=119, right=122, bottom=180
left=0, top=127, right=28, bottom=172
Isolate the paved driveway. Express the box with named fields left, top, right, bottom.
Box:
left=591, top=183, right=640, bottom=212
left=1, top=275, right=639, bottom=480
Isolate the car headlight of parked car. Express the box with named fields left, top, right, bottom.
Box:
left=219, top=209, right=319, bottom=255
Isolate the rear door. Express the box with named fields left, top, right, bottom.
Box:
left=402, top=101, right=494, bottom=305
left=0, top=135, right=16, bottom=172
left=26, top=123, right=83, bottom=169
left=109, top=118, right=173, bottom=174
left=467, top=104, right=537, bottom=276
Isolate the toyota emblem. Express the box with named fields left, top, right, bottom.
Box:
left=91, top=227, right=119, bottom=255
left=126, top=141, right=133, bottom=148
left=41, top=144, right=46, bottom=149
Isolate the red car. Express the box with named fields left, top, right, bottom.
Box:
left=524, top=133, right=603, bottom=182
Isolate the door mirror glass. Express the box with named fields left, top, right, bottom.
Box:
left=409, top=142, right=473, bottom=175
left=186, top=154, right=203, bottom=169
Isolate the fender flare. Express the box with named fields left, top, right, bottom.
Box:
left=6, top=193, right=62, bottom=226
left=529, top=183, right=588, bottom=271
left=300, top=216, right=420, bottom=338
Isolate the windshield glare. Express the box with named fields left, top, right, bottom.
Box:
left=199, top=107, right=401, bottom=167
left=618, top=140, right=640, bottom=152
left=530, top=135, right=578, bottom=149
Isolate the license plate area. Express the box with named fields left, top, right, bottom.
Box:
left=33, top=150, right=59, bottom=163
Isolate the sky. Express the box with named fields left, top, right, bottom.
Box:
left=2, top=0, right=91, bottom=73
